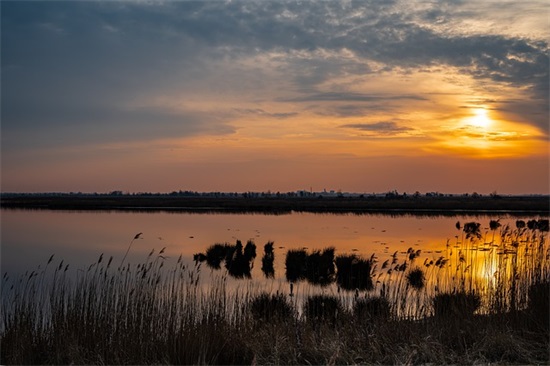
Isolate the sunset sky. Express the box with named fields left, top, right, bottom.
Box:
left=2, top=0, right=548, bottom=194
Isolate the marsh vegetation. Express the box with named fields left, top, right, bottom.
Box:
left=1, top=220, right=548, bottom=364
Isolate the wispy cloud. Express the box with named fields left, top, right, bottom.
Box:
left=233, top=108, right=298, bottom=119
left=281, top=92, right=427, bottom=103
left=341, top=121, right=415, bottom=136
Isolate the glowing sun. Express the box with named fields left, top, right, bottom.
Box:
left=467, top=108, right=492, bottom=129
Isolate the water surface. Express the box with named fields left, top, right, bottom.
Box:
left=2, top=209, right=543, bottom=280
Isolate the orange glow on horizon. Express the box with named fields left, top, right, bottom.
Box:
left=420, top=106, right=548, bottom=159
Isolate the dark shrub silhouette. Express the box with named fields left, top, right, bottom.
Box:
left=489, top=219, right=501, bottom=231
left=205, top=243, right=232, bottom=269
left=305, top=247, right=335, bottom=286
left=354, top=296, right=391, bottom=321
left=244, top=240, right=257, bottom=260
left=527, top=281, right=549, bottom=328
left=304, top=295, right=343, bottom=324
left=193, top=253, right=207, bottom=263
left=195, top=240, right=257, bottom=278
left=261, top=242, right=275, bottom=278
left=463, top=222, right=482, bottom=240
left=225, top=240, right=256, bottom=278
left=406, top=268, right=425, bottom=290
left=537, top=219, right=549, bottom=232
left=284, top=247, right=335, bottom=285
left=527, top=219, right=543, bottom=230
left=335, top=254, right=373, bottom=291
left=285, top=249, right=307, bottom=282
left=433, top=291, right=481, bottom=318
left=249, top=292, right=294, bottom=322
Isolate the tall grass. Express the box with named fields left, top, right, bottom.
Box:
left=1, top=249, right=253, bottom=364
left=2, top=221, right=549, bottom=364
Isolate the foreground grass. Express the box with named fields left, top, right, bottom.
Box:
left=2, top=222, right=549, bottom=364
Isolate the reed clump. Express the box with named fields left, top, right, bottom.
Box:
left=335, top=254, right=374, bottom=291
left=406, top=267, right=425, bottom=290
left=249, top=292, right=294, bottom=323
left=260, top=241, right=275, bottom=278
left=433, top=291, right=481, bottom=318
left=284, top=247, right=335, bottom=286
left=353, top=295, right=391, bottom=322
left=304, top=294, right=343, bottom=325
left=285, top=248, right=307, bottom=282
left=194, top=240, right=257, bottom=278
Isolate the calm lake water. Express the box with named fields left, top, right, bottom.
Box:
left=2, top=209, right=546, bottom=281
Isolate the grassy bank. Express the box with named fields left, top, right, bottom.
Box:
left=1, top=193, right=549, bottom=214
left=1, top=222, right=549, bottom=364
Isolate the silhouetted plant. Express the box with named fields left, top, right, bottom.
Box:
left=261, top=241, right=275, bottom=278
left=304, top=294, right=343, bottom=324
left=527, top=281, right=549, bottom=328
left=463, top=222, right=482, bottom=241
left=489, top=219, right=501, bottom=243
left=354, top=296, right=391, bottom=321
left=407, top=247, right=421, bottom=261
left=197, top=240, right=257, bottom=278
left=335, top=254, right=373, bottom=291
left=305, top=247, right=335, bottom=286
left=537, top=219, right=549, bottom=232
left=433, top=291, right=481, bottom=318
left=285, top=249, right=307, bottom=282
left=285, top=248, right=336, bottom=285
left=205, top=243, right=232, bottom=269
left=193, top=253, right=207, bottom=263
left=225, top=240, right=256, bottom=278
left=527, top=219, right=538, bottom=230
left=249, top=292, right=294, bottom=322
left=406, top=267, right=425, bottom=290
left=489, top=219, right=501, bottom=231
left=244, top=240, right=257, bottom=259
left=516, top=220, right=526, bottom=229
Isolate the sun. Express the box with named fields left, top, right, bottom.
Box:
left=467, top=108, right=492, bottom=129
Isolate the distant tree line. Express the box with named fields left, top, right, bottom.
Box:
left=1, top=189, right=537, bottom=199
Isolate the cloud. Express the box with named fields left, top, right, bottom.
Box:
left=341, top=121, right=415, bottom=136
left=233, top=108, right=298, bottom=119
left=449, top=125, right=542, bottom=142
left=317, top=104, right=373, bottom=118
left=281, top=92, right=427, bottom=103
left=1, top=0, right=548, bottom=154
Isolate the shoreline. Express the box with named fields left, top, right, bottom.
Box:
left=2, top=194, right=548, bottom=215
